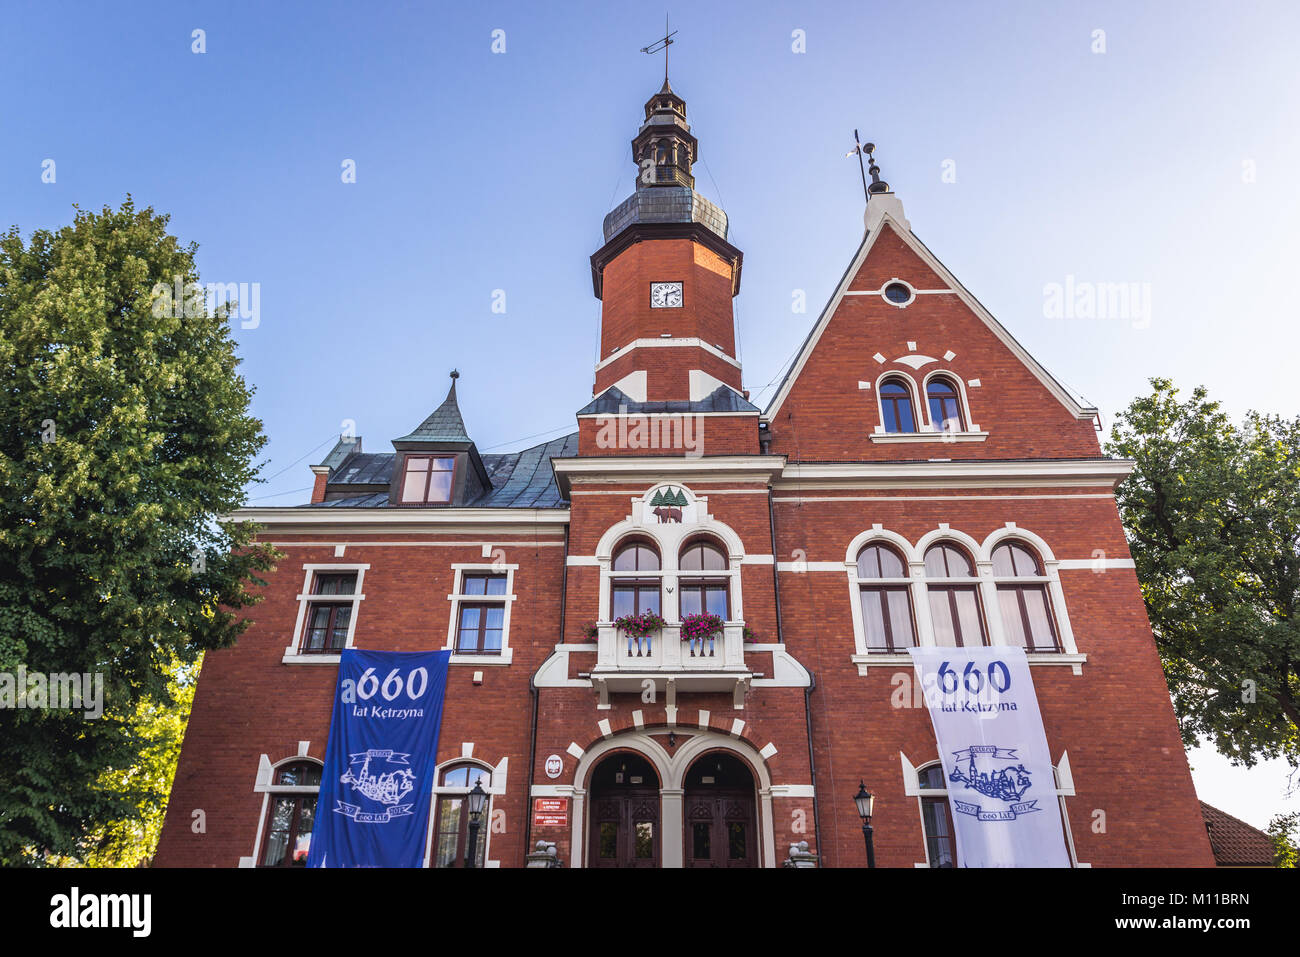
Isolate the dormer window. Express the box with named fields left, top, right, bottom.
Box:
left=401, top=455, right=455, bottom=504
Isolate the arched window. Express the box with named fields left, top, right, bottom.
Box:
left=656, top=141, right=670, bottom=165
left=917, top=764, right=956, bottom=868
left=611, top=540, right=661, bottom=618
left=992, top=542, right=1060, bottom=652
left=923, top=543, right=986, bottom=647
left=926, top=377, right=965, bottom=432
left=432, top=763, right=492, bottom=868
left=259, top=761, right=321, bottom=867
left=678, top=539, right=729, bottom=618
left=679, top=539, right=730, bottom=658
left=855, top=543, right=916, bottom=652
left=879, top=378, right=917, bottom=433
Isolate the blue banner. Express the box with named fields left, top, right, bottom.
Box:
left=307, top=649, right=451, bottom=867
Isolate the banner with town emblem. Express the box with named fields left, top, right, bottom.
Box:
left=307, top=649, right=451, bottom=867
left=908, top=646, right=1069, bottom=867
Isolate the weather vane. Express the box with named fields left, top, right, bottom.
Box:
left=845, top=130, right=888, bottom=202
left=640, top=15, right=677, bottom=82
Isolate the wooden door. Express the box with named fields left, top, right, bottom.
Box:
left=683, top=790, right=757, bottom=868
left=588, top=790, right=660, bottom=868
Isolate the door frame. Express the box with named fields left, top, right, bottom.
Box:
left=569, top=730, right=777, bottom=868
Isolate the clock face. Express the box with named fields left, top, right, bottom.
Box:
left=650, top=281, right=683, bottom=308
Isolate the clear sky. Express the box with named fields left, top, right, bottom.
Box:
left=3, top=1, right=1297, bottom=833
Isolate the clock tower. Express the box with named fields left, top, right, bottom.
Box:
left=586, top=81, right=750, bottom=438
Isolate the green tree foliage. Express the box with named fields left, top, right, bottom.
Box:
left=1107, top=378, right=1300, bottom=768
left=1268, top=811, right=1299, bottom=868
left=0, top=200, right=278, bottom=864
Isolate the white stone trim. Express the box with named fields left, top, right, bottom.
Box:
left=282, top=564, right=369, bottom=663
left=869, top=431, right=988, bottom=444
left=775, top=458, right=1133, bottom=490
left=567, top=729, right=780, bottom=868
left=443, top=563, right=518, bottom=665
left=224, top=511, right=571, bottom=537
left=595, top=336, right=742, bottom=372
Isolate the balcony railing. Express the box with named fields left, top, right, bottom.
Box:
left=598, top=622, right=746, bottom=673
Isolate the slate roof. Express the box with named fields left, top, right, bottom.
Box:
left=307, top=432, right=578, bottom=509
left=392, top=380, right=471, bottom=444
left=577, top=385, right=759, bottom=416
left=1200, top=801, right=1276, bottom=866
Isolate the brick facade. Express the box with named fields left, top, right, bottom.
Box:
left=154, top=93, right=1214, bottom=869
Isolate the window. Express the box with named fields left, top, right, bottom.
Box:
left=446, top=568, right=516, bottom=662
left=610, top=540, right=661, bottom=619
left=883, top=281, right=913, bottom=304
left=678, top=540, right=729, bottom=618
left=301, top=572, right=357, bottom=654
left=400, top=455, right=455, bottom=504
left=259, top=762, right=321, bottom=867
left=855, top=543, right=916, bottom=652
left=879, top=378, right=917, bottom=433
left=431, top=764, right=492, bottom=868
left=924, top=543, right=987, bottom=647
left=455, top=574, right=507, bottom=654
left=927, top=378, right=965, bottom=432
left=918, top=764, right=956, bottom=868
left=992, top=542, right=1061, bottom=652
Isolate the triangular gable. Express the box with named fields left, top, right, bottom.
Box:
left=764, top=214, right=1097, bottom=423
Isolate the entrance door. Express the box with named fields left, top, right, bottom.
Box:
left=587, top=753, right=661, bottom=868
left=682, top=753, right=758, bottom=868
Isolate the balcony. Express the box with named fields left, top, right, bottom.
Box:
left=590, top=621, right=752, bottom=707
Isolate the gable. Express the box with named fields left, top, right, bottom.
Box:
left=764, top=216, right=1101, bottom=463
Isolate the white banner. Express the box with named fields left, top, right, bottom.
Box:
left=909, top=646, right=1069, bottom=867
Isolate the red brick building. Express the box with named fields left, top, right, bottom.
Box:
left=154, top=82, right=1215, bottom=868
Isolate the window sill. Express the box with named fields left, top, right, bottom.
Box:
left=869, top=430, right=988, bottom=443
left=852, top=651, right=1086, bottom=676
left=282, top=653, right=342, bottom=665
left=448, top=650, right=513, bottom=666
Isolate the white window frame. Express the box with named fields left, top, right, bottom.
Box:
left=902, top=752, right=1087, bottom=867
left=445, top=564, right=517, bottom=665
left=241, top=753, right=324, bottom=868
left=846, top=525, right=1084, bottom=674
left=423, top=757, right=505, bottom=868
left=283, top=564, right=369, bottom=664
left=919, top=369, right=982, bottom=434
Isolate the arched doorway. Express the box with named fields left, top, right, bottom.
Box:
left=683, top=752, right=758, bottom=868
left=587, top=752, right=660, bottom=868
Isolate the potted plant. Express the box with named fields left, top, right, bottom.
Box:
left=612, top=611, right=667, bottom=657
left=680, top=613, right=724, bottom=657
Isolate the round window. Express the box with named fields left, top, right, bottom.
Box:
left=883, top=282, right=912, bottom=304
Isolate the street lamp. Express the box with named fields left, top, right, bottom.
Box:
left=464, top=781, right=488, bottom=868
left=854, top=781, right=876, bottom=868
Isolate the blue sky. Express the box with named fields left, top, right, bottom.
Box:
left=3, top=1, right=1297, bottom=831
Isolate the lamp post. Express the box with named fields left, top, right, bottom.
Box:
left=464, top=781, right=488, bottom=868
left=854, top=781, right=876, bottom=868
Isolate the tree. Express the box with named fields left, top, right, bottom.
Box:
left=1106, top=378, right=1300, bottom=769
left=1268, top=811, right=1299, bottom=868
left=0, top=199, right=278, bottom=864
